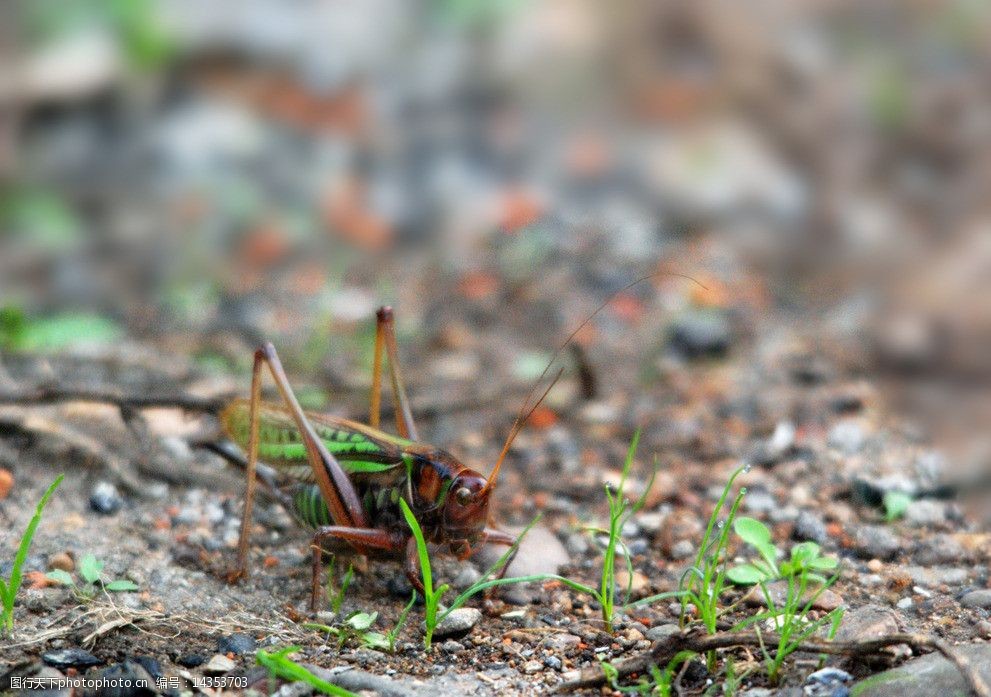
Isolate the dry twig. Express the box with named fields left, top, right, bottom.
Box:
left=554, top=628, right=991, bottom=696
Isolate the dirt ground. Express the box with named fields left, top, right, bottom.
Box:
left=2, top=261, right=990, bottom=696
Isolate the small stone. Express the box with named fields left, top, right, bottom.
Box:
left=645, top=624, right=682, bottom=642
left=905, top=566, right=969, bottom=587
left=914, top=535, right=966, bottom=565
left=204, top=654, right=237, bottom=674
left=48, top=552, right=75, bottom=572
left=805, top=667, right=852, bottom=697
left=565, top=533, right=590, bottom=557
left=440, top=639, right=464, bottom=654
left=544, top=655, right=562, bottom=671
left=743, top=581, right=843, bottom=612
left=0, top=468, right=12, bottom=500
left=742, top=488, right=777, bottom=514
left=44, top=648, right=102, bottom=669
left=904, top=500, right=947, bottom=527
left=614, top=569, right=648, bottom=594
left=541, top=633, right=579, bottom=654
left=89, top=481, right=123, bottom=515
left=793, top=511, right=828, bottom=545
left=960, top=590, right=991, bottom=609
left=851, top=643, right=991, bottom=697
left=217, top=632, right=257, bottom=655
left=866, top=559, right=884, bottom=572
left=522, top=660, right=544, bottom=674
left=453, top=565, right=481, bottom=590
left=668, top=310, right=733, bottom=358
left=670, top=539, right=696, bottom=559
left=896, top=597, right=913, bottom=610
left=475, top=525, right=569, bottom=577
left=84, top=660, right=155, bottom=697
left=828, top=420, right=866, bottom=454
left=433, top=608, right=482, bottom=639
left=176, top=654, right=205, bottom=668
left=853, top=526, right=900, bottom=561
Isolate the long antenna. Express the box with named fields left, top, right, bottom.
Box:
left=483, top=270, right=708, bottom=492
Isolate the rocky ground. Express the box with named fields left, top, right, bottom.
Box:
left=2, top=264, right=990, bottom=697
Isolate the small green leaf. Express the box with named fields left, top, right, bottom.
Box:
left=734, top=517, right=772, bottom=546
left=726, top=563, right=770, bottom=585
left=105, top=580, right=139, bottom=592
left=45, top=570, right=74, bottom=586
left=883, top=491, right=912, bottom=522
left=346, top=611, right=377, bottom=631
left=808, top=556, right=838, bottom=570
left=78, top=554, right=103, bottom=585
left=791, top=542, right=820, bottom=565
left=359, top=632, right=391, bottom=651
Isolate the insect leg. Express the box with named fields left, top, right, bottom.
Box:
left=482, top=528, right=519, bottom=581
left=309, top=526, right=407, bottom=610
left=235, top=343, right=370, bottom=581
left=403, top=535, right=426, bottom=594
left=376, top=306, right=419, bottom=441
left=369, top=307, right=386, bottom=430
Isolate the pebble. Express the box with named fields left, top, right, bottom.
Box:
left=475, top=525, right=569, bottom=577
left=853, top=526, right=901, bottom=560
left=48, top=552, right=75, bottom=572
left=670, top=539, right=696, bottom=559
left=440, top=639, right=464, bottom=654
left=522, top=660, right=544, bottom=674
left=544, top=655, right=562, bottom=671
left=742, top=488, right=777, bottom=514
left=204, top=654, right=237, bottom=674
left=0, top=467, right=12, bottom=500
left=176, top=654, right=205, bottom=668
left=743, top=582, right=844, bottom=612
left=217, top=632, right=257, bottom=654
left=452, top=565, right=481, bottom=590
left=645, top=624, right=682, bottom=642
left=896, top=597, right=913, bottom=610
left=835, top=604, right=900, bottom=642
left=903, top=500, right=947, bottom=527
left=960, top=589, right=991, bottom=609
left=274, top=682, right=315, bottom=697
left=89, top=481, right=123, bottom=515
left=852, top=642, right=991, bottom=696
left=828, top=420, right=866, bottom=454
left=614, top=569, right=649, bottom=594
left=914, top=535, right=966, bottom=565
left=43, top=648, right=103, bottom=669
left=668, top=310, right=733, bottom=358
left=564, top=533, right=590, bottom=557
left=904, top=566, right=969, bottom=587
left=805, top=667, right=853, bottom=697
left=793, top=511, right=829, bottom=545
left=542, top=633, right=581, bottom=652
left=433, top=608, right=482, bottom=639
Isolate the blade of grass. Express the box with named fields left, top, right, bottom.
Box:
left=256, top=647, right=358, bottom=697
left=2, top=473, right=64, bottom=633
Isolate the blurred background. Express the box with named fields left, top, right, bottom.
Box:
left=1, top=0, right=989, bottom=486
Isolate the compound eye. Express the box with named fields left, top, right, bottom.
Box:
left=455, top=487, right=472, bottom=506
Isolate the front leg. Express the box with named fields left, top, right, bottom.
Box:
left=482, top=528, right=519, bottom=582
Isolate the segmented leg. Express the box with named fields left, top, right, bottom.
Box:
left=482, top=528, right=519, bottom=582
left=369, top=306, right=419, bottom=440
left=310, top=526, right=408, bottom=610
left=235, top=343, right=369, bottom=582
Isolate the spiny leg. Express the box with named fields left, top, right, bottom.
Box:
left=374, top=306, right=419, bottom=441
left=310, top=526, right=408, bottom=610
left=235, top=343, right=370, bottom=581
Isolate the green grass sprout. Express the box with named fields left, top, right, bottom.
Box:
left=256, top=646, right=358, bottom=696
left=1, top=473, right=64, bottom=634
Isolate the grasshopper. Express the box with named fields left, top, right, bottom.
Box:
left=222, top=307, right=544, bottom=610
left=222, top=273, right=700, bottom=610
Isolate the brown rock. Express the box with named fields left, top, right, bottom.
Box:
left=742, top=580, right=844, bottom=611
left=0, top=468, right=12, bottom=500
left=48, top=552, right=75, bottom=573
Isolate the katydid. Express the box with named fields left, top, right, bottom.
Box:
left=224, top=274, right=703, bottom=610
